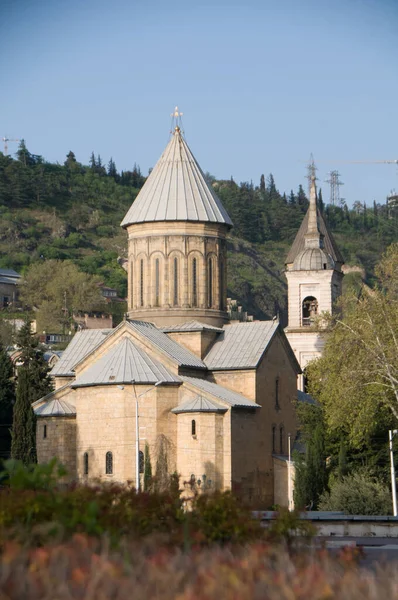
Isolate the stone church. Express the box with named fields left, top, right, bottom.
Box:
left=33, top=119, right=343, bottom=506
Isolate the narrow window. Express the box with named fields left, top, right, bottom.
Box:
left=173, top=257, right=178, bottom=306
left=43, top=424, right=47, bottom=439
left=139, top=450, right=144, bottom=474
left=192, top=258, right=198, bottom=307
left=279, top=426, right=284, bottom=454
left=83, top=452, right=89, bottom=475
left=191, top=419, right=196, bottom=436
left=106, top=451, right=113, bottom=475
left=208, top=258, right=213, bottom=307
left=140, top=259, right=144, bottom=307
left=272, top=425, right=276, bottom=453
left=275, top=377, right=280, bottom=410
left=219, top=260, right=224, bottom=309
left=155, top=258, right=160, bottom=306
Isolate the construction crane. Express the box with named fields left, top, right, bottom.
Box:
left=2, top=136, right=20, bottom=155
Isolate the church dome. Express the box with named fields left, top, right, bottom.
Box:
left=293, top=247, right=335, bottom=271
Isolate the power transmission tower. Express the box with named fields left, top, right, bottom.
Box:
left=2, top=136, right=20, bottom=155
left=325, top=170, right=344, bottom=206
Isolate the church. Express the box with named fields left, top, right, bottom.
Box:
left=33, top=115, right=343, bottom=507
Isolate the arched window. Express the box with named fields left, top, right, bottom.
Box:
left=191, top=419, right=196, bottom=436
left=272, top=425, right=276, bottom=453
left=139, top=450, right=144, bottom=474
left=279, top=426, right=284, bottom=454
left=106, top=451, right=113, bottom=475
left=83, top=452, right=89, bottom=475
left=192, top=257, right=198, bottom=307
left=155, top=258, right=160, bottom=307
left=275, top=377, right=280, bottom=410
left=173, top=257, right=178, bottom=306
left=208, top=258, right=213, bottom=307
left=302, top=296, right=318, bottom=327
left=140, top=259, right=144, bottom=307
left=43, top=424, right=47, bottom=439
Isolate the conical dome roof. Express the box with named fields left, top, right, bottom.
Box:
left=121, top=127, right=232, bottom=228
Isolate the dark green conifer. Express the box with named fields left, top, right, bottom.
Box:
left=11, top=321, right=52, bottom=464
left=144, top=442, right=153, bottom=491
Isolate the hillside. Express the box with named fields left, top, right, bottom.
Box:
left=1, top=144, right=397, bottom=324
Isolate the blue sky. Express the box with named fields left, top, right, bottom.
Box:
left=1, top=0, right=397, bottom=206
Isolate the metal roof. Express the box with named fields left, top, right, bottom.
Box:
left=121, top=127, right=232, bottom=228
left=128, top=320, right=206, bottom=369
left=204, top=321, right=279, bottom=370
left=286, top=209, right=344, bottom=265
left=181, top=376, right=260, bottom=408
left=0, top=277, right=20, bottom=285
left=172, top=395, right=227, bottom=414
left=50, top=329, right=112, bottom=376
left=161, top=320, right=223, bottom=333
left=72, top=337, right=181, bottom=387
left=34, top=398, right=76, bottom=417
left=0, top=268, right=21, bottom=278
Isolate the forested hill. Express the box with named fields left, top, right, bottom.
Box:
left=1, top=142, right=397, bottom=322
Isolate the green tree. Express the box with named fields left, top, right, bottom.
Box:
left=11, top=321, right=52, bottom=464
left=318, top=471, right=391, bottom=515
left=0, top=342, right=15, bottom=421
left=293, top=424, right=327, bottom=510
left=20, top=260, right=106, bottom=333
left=144, top=442, right=153, bottom=491
left=307, top=243, right=398, bottom=447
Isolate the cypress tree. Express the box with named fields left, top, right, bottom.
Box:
left=11, top=321, right=52, bottom=464
left=260, top=174, right=265, bottom=192
left=0, top=342, right=15, bottom=460
left=0, top=342, right=15, bottom=420
left=144, top=442, right=153, bottom=491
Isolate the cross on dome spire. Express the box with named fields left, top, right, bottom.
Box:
left=171, top=106, right=184, bottom=133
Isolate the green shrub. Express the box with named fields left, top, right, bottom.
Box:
left=318, top=471, right=391, bottom=515
left=191, top=491, right=262, bottom=544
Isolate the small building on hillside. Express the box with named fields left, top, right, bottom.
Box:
left=0, top=268, right=21, bottom=308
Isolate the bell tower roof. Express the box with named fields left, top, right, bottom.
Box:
left=121, top=110, right=232, bottom=228
left=286, top=176, right=344, bottom=267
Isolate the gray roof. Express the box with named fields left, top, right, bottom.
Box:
left=72, top=337, right=180, bottom=387
left=172, top=395, right=227, bottom=414
left=286, top=208, right=344, bottom=265
left=128, top=320, right=206, bottom=370
left=162, top=320, right=223, bottom=333
left=34, top=398, right=76, bottom=417
left=297, top=389, right=317, bottom=405
left=204, top=321, right=279, bottom=370
left=293, top=247, right=335, bottom=271
left=50, top=329, right=112, bottom=376
left=121, top=127, right=232, bottom=228
left=181, top=376, right=260, bottom=408
left=0, top=268, right=21, bottom=278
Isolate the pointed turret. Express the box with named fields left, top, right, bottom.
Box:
left=304, top=176, right=324, bottom=249
left=286, top=176, right=343, bottom=270
left=121, top=125, right=232, bottom=228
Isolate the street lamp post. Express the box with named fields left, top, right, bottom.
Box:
left=117, top=380, right=161, bottom=491
left=389, top=429, right=398, bottom=516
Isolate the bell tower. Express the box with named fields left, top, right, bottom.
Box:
left=285, top=176, right=344, bottom=388
left=121, top=109, right=232, bottom=328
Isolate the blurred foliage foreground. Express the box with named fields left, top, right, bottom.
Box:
left=0, top=460, right=389, bottom=600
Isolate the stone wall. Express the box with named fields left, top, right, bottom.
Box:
left=36, top=416, right=77, bottom=480
left=74, top=384, right=179, bottom=484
